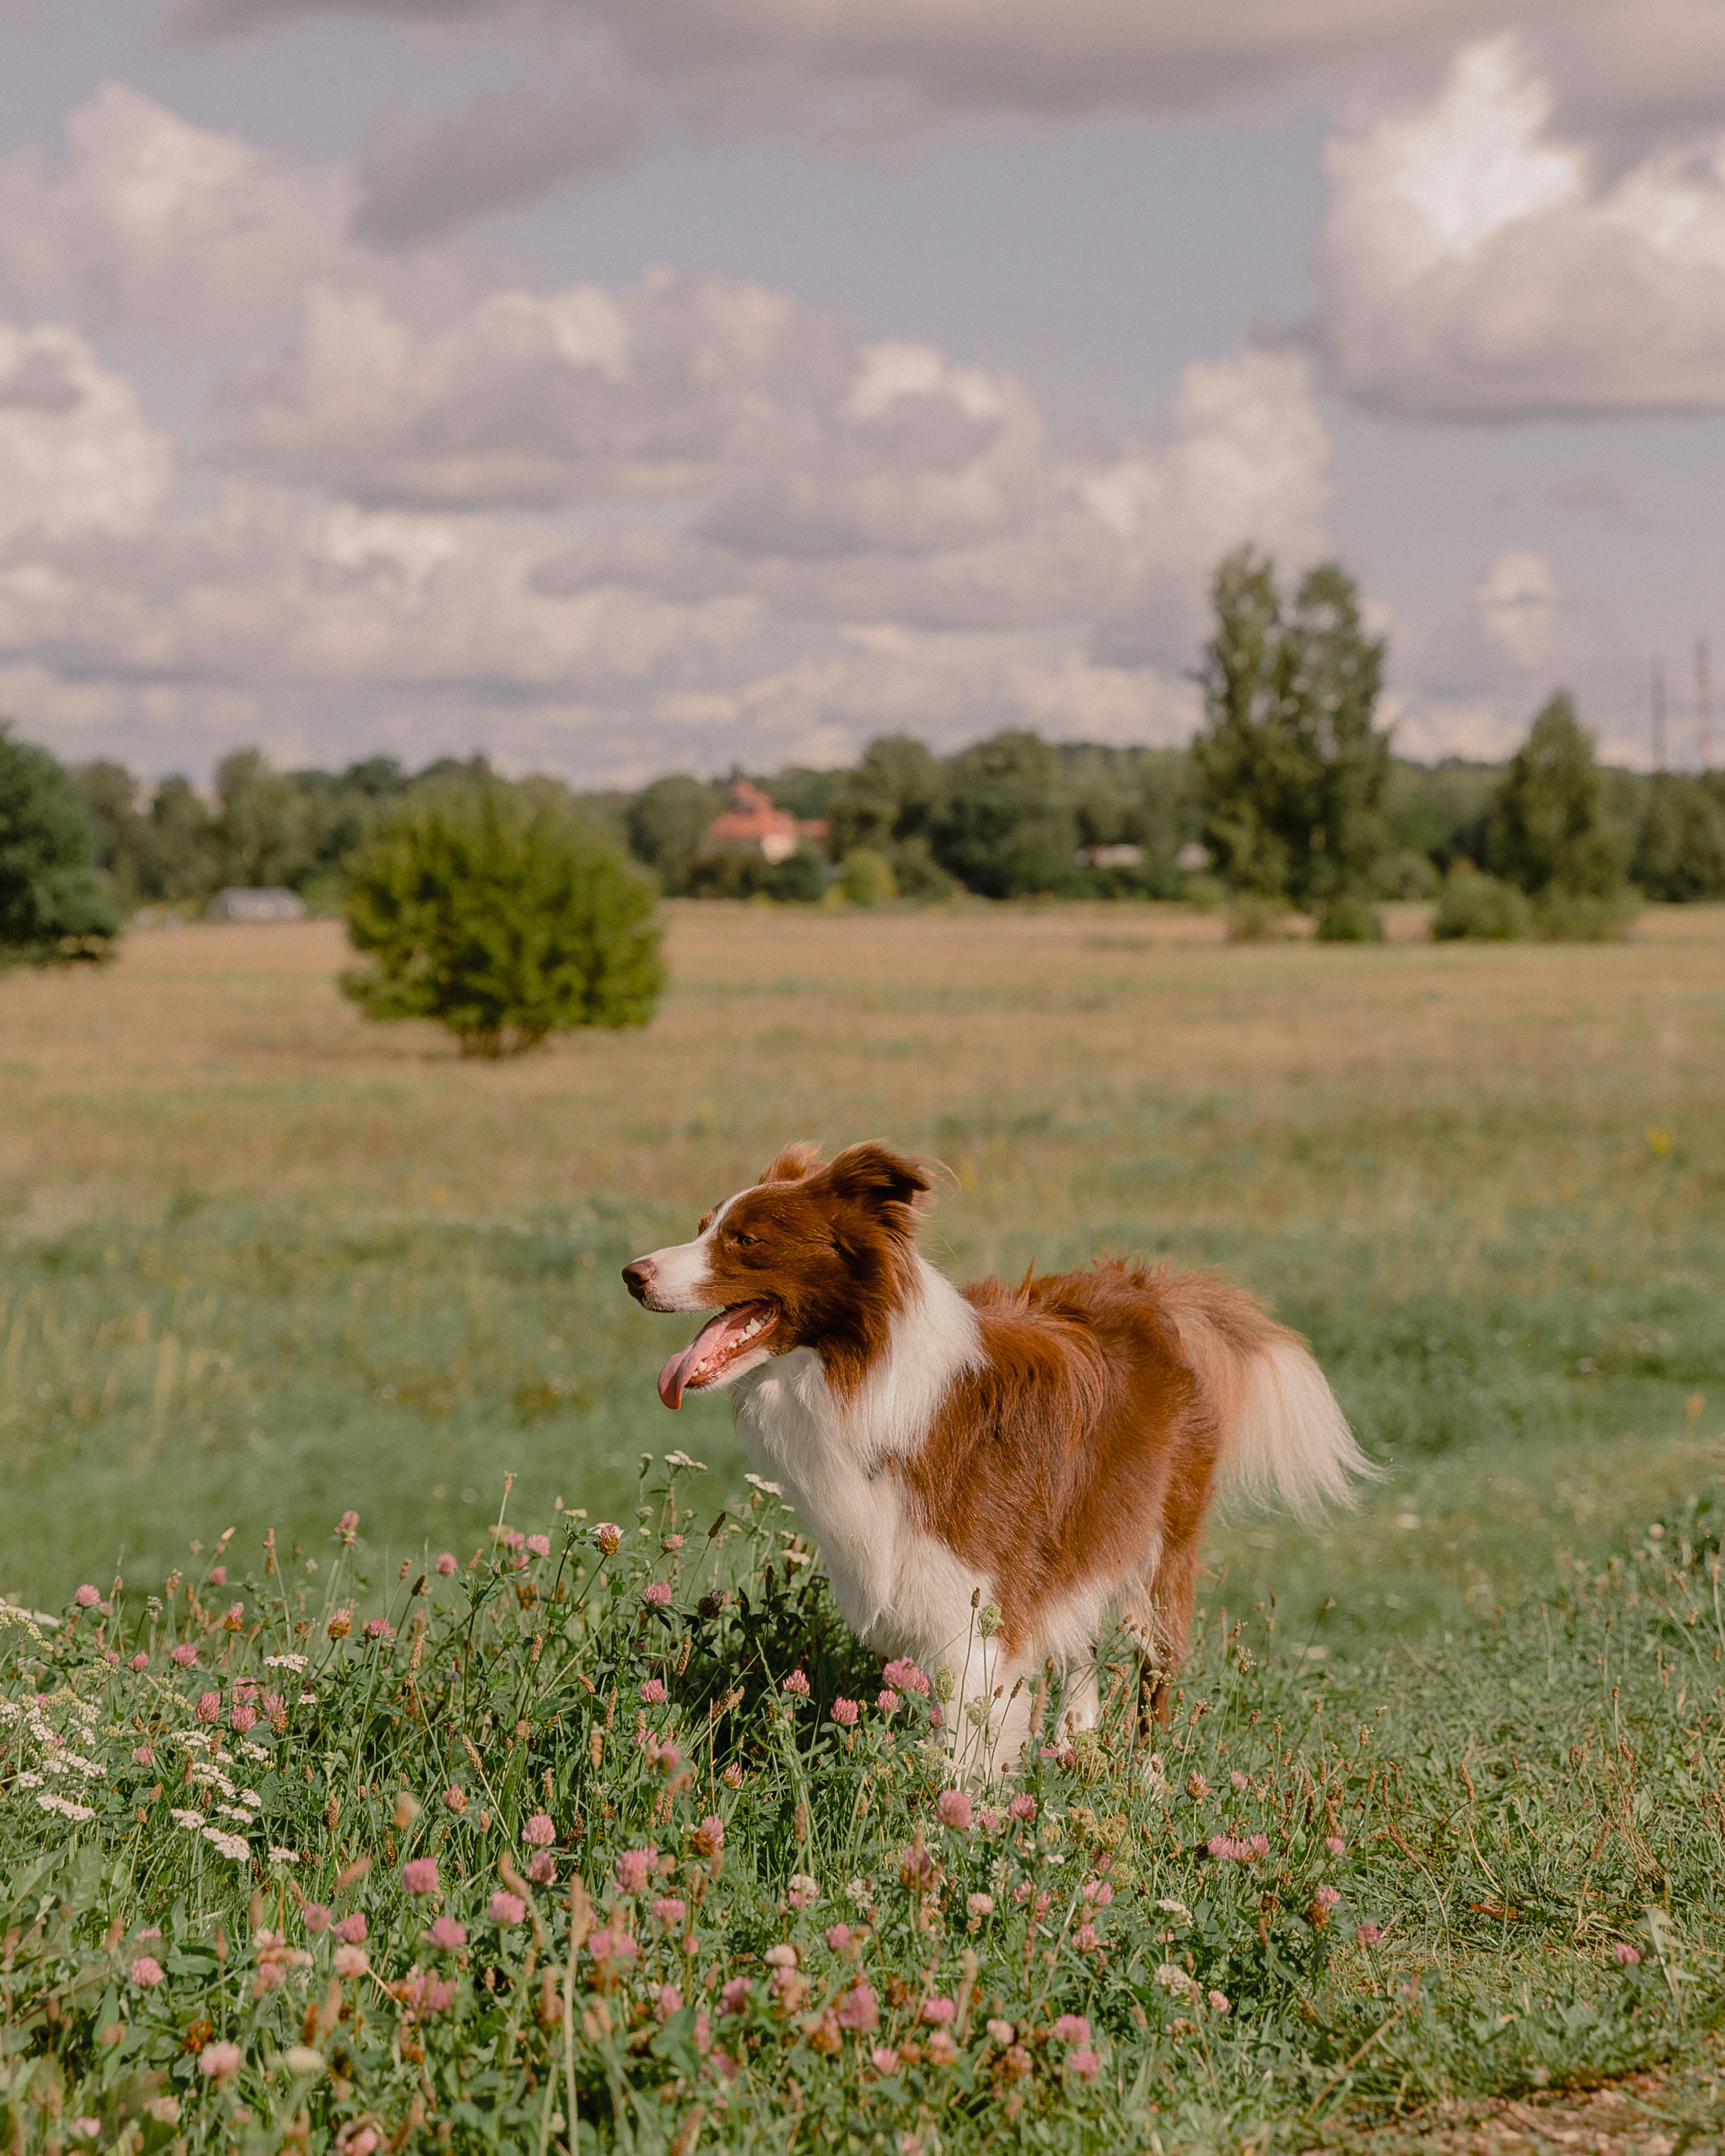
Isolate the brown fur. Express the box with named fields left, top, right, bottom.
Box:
left=672, top=1141, right=929, bottom=1397
left=893, top=1260, right=1273, bottom=1723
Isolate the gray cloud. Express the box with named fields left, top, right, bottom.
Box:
left=1318, top=36, right=1725, bottom=418
left=351, top=91, right=643, bottom=249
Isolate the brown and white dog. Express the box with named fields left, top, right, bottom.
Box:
left=623, top=1140, right=1372, bottom=1775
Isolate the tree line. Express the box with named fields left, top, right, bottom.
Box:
left=4, top=547, right=1725, bottom=973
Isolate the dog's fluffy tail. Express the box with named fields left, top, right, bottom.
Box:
left=1159, top=1272, right=1379, bottom=1522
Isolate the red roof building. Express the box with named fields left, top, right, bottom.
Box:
left=706, top=780, right=829, bottom=865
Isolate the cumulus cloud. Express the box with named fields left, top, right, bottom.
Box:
left=214, top=246, right=1332, bottom=649
left=0, top=324, right=172, bottom=543
left=351, top=91, right=643, bottom=250
left=0, top=84, right=481, bottom=341
left=0, top=272, right=1330, bottom=780
left=1318, top=35, right=1725, bottom=416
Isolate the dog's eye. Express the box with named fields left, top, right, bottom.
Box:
left=732, top=1231, right=760, bottom=1248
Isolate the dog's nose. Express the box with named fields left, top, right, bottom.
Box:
left=621, top=1259, right=656, bottom=1303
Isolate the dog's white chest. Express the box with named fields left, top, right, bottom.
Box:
left=734, top=1314, right=990, bottom=1667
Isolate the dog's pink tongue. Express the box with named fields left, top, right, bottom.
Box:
left=657, top=1310, right=737, bottom=1411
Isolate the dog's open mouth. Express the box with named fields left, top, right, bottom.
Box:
left=658, top=1302, right=779, bottom=1409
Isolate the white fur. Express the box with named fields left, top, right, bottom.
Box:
left=732, top=1257, right=1016, bottom=1763
left=633, top=1212, right=723, bottom=1310
left=1218, top=1338, right=1380, bottom=1521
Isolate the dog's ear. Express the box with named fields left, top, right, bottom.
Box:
left=818, top=1141, right=931, bottom=1225
left=759, top=1141, right=822, bottom=1185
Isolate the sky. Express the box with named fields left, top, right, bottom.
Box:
left=1, top=1, right=1722, bottom=786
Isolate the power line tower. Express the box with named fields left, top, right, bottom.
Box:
left=1651, top=654, right=1666, bottom=770
left=1698, top=636, right=1713, bottom=771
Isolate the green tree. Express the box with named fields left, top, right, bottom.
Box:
left=211, top=749, right=313, bottom=890
left=341, top=782, right=664, bottom=1057
left=930, top=730, right=1075, bottom=898
left=142, top=776, right=219, bottom=901
left=1632, top=774, right=1725, bottom=902
left=1193, top=549, right=1391, bottom=911
left=1486, top=694, right=1629, bottom=900
left=0, top=723, right=122, bottom=966
left=73, top=760, right=153, bottom=904
left=625, top=775, right=725, bottom=895
left=827, top=735, right=944, bottom=858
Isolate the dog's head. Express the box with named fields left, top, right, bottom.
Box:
left=622, top=1141, right=931, bottom=1406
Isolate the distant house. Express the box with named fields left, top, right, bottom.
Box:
left=1175, top=842, right=1214, bottom=873
left=705, top=781, right=828, bottom=866
left=1078, top=843, right=1145, bottom=869
left=206, top=888, right=308, bottom=923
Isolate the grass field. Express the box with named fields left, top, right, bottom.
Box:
left=2, top=905, right=1722, bottom=1634
left=4, top=904, right=1725, bottom=2153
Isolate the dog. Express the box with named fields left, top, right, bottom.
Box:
left=623, top=1140, right=1372, bottom=1775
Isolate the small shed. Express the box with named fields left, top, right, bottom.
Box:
left=205, top=888, right=308, bottom=923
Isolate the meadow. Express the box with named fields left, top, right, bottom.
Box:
left=1, top=904, right=1723, bottom=2151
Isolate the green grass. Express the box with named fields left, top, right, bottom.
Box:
left=1, top=1465, right=1723, bottom=2153
left=2, top=904, right=1725, bottom=2147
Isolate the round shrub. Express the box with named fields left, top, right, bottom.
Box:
left=1315, top=891, right=1384, bottom=942
left=839, top=848, right=898, bottom=907
left=1431, top=868, right=1532, bottom=942
left=340, top=782, right=664, bottom=1057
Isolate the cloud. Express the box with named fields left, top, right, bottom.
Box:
left=0, top=84, right=482, bottom=342
left=1474, top=547, right=1557, bottom=672
left=351, top=91, right=643, bottom=249
left=1318, top=36, right=1725, bottom=416
left=0, top=324, right=172, bottom=543
left=0, top=230, right=1333, bottom=778
left=215, top=257, right=1332, bottom=650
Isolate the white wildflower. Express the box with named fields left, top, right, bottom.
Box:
left=264, top=1654, right=308, bottom=1672
left=268, top=1848, right=301, bottom=1865
left=743, top=1473, right=783, bottom=1496
left=171, top=1808, right=206, bottom=1830
left=14, top=1771, right=43, bottom=1789
left=37, top=1793, right=96, bottom=1821
left=203, top=1828, right=251, bottom=1861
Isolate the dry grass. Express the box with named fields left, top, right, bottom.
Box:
left=1, top=902, right=1722, bottom=1616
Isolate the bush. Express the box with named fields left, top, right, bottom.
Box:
left=0, top=722, right=122, bottom=967
left=886, top=835, right=953, bottom=899
left=1226, top=893, right=1286, bottom=942
left=838, top=847, right=898, bottom=906
left=340, top=781, right=663, bottom=1056
left=1533, top=887, right=1639, bottom=942
left=766, top=847, right=827, bottom=904
left=1431, top=868, right=1532, bottom=941
left=1371, top=848, right=1439, bottom=900
left=1315, top=890, right=1384, bottom=942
